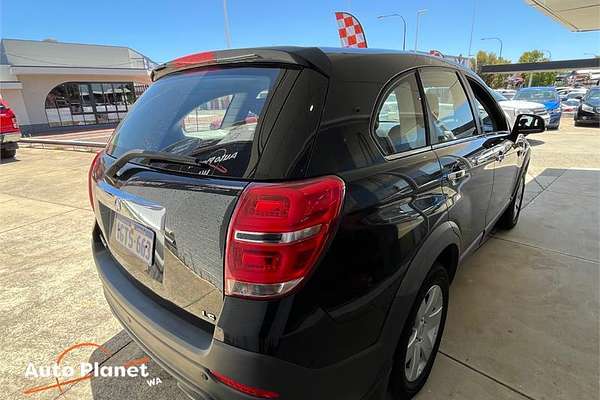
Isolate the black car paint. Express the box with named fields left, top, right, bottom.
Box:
left=574, top=88, right=600, bottom=125
left=92, top=47, right=529, bottom=399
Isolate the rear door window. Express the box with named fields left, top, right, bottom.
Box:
left=419, top=69, right=478, bottom=144
left=107, top=67, right=282, bottom=178
left=374, top=73, right=427, bottom=155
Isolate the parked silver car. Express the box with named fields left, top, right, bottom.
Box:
left=493, top=90, right=550, bottom=128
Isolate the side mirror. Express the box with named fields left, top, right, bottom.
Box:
left=512, top=114, right=546, bottom=135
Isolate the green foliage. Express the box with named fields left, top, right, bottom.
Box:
left=475, top=50, right=511, bottom=88
left=519, top=50, right=557, bottom=86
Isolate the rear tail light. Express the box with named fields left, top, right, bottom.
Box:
left=211, top=370, right=279, bottom=399
left=88, top=151, right=103, bottom=210
left=12, top=117, right=18, bottom=129
left=171, top=51, right=215, bottom=68
left=225, top=176, right=345, bottom=299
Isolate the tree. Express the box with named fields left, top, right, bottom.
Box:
left=475, top=51, right=511, bottom=88
left=519, top=50, right=557, bottom=86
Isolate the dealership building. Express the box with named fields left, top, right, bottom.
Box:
left=0, top=38, right=156, bottom=135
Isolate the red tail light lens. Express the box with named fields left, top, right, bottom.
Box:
left=211, top=370, right=279, bottom=399
left=171, top=51, right=215, bottom=68
left=225, top=176, right=345, bottom=299
left=88, top=151, right=103, bottom=210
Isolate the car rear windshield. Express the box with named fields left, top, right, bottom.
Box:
left=106, top=67, right=282, bottom=178
left=514, top=89, right=558, bottom=102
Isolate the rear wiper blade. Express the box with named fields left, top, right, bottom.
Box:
left=105, top=149, right=225, bottom=180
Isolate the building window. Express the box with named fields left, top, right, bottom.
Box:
left=44, top=82, right=149, bottom=127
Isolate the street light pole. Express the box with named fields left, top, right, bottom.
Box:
left=481, top=37, right=503, bottom=59
left=467, top=0, right=477, bottom=57
left=377, top=13, right=407, bottom=51
left=222, top=0, right=232, bottom=48
left=414, top=9, right=427, bottom=52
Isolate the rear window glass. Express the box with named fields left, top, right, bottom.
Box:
left=107, top=67, right=281, bottom=177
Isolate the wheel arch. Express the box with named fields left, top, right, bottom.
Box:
left=378, top=221, right=460, bottom=355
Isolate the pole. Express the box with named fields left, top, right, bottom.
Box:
left=223, top=0, right=232, bottom=48
left=401, top=15, right=406, bottom=51
left=415, top=9, right=427, bottom=51
left=499, top=39, right=503, bottom=59
left=467, top=0, right=477, bottom=56
left=481, top=37, right=503, bottom=59
left=377, top=14, right=407, bottom=51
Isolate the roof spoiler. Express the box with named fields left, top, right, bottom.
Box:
left=151, top=47, right=332, bottom=81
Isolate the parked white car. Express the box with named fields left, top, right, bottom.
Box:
left=496, top=88, right=516, bottom=100
left=566, top=89, right=588, bottom=100
left=492, top=91, right=550, bottom=127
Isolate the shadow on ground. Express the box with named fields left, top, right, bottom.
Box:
left=87, top=331, right=189, bottom=399
left=0, top=157, right=19, bottom=164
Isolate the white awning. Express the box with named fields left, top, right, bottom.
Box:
left=525, top=0, right=600, bottom=32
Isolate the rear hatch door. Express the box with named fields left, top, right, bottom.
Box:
left=92, top=65, right=294, bottom=324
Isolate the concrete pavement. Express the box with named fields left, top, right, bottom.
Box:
left=1, top=118, right=598, bottom=399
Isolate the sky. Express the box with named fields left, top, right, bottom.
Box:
left=1, top=0, right=599, bottom=64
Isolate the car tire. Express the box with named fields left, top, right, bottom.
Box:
left=497, top=172, right=526, bottom=230
left=388, top=262, right=449, bottom=399
left=0, top=149, right=16, bottom=159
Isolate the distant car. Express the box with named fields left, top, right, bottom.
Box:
left=513, top=87, right=562, bottom=129
left=556, top=87, right=573, bottom=101
left=209, top=114, right=258, bottom=130
left=574, top=86, right=600, bottom=127
left=0, top=99, right=20, bottom=159
left=492, top=90, right=550, bottom=128
left=496, top=88, right=516, bottom=100
left=566, top=89, right=588, bottom=101
left=561, top=99, right=580, bottom=113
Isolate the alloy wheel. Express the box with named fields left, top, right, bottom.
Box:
left=405, top=285, right=444, bottom=382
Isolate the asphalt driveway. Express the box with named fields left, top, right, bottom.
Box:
left=2, top=118, right=598, bottom=400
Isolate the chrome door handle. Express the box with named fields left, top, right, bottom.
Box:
left=447, top=169, right=468, bottom=183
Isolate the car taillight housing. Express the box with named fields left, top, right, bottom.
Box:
left=88, top=151, right=103, bottom=210
left=225, top=176, right=345, bottom=299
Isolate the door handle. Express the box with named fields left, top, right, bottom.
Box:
left=447, top=169, right=468, bottom=183
left=496, top=151, right=505, bottom=162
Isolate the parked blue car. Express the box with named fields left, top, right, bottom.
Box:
left=514, top=87, right=562, bottom=129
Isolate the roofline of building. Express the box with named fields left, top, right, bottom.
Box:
left=525, top=0, right=599, bottom=32
left=0, top=37, right=159, bottom=65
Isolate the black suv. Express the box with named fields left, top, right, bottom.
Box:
left=90, top=47, right=543, bottom=400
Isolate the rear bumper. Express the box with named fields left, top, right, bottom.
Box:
left=575, top=109, right=600, bottom=123
left=0, top=132, right=20, bottom=150
left=92, top=227, right=387, bottom=400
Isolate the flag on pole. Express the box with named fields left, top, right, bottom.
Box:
left=335, top=12, right=368, bottom=48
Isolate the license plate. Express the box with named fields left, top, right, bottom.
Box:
left=114, top=214, right=155, bottom=265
